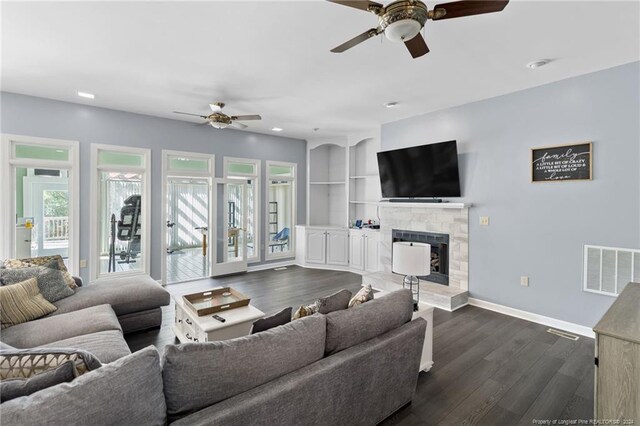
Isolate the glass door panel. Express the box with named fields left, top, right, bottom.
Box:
left=19, top=169, right=70, bottom=264
left=165, top=177, right=211, bottom=284
left=212, top=179, right=247, bottom=276
left=98, top=171, right=143, bottom=275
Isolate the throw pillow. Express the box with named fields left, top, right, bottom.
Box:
left=0, top=278, right=58, bottom=329
left=251, top=307, right=292, bottom=334
left=0, top=261, right=74, bottom=302
left=2, top=255, right=76, bottom=290
left=316, top=289, right=352, bottom=314
left=292, top=301, right=320, bottom=320
left=0, top=347, right=102, bottom=380
left=348, top=284, right=374, bottom=308
left=0, top=360, right=77, bottom=402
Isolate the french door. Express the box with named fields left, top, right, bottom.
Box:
left=211, top=178, right=248, bottom=277
left=162, top=151, right=215, bottom=285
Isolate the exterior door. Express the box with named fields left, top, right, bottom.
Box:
left=211, top=179, right=248, bottom=276
left=23, top=176, right=69, bottom=258
left=165, top=177, right=211, bottom=284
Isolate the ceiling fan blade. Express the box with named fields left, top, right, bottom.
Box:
left=231, top=115, right=261, bottom=121
left=331, top=28, right=381, bottom=53
left=404, top=33, right=430, bottom=58
left=432, top=0, right=509, bottom=20
left=327, top=0, right=384, bottom=14
left=173, top=111, right=208, bottom=118
left=230, top=122, right=248, bottom=129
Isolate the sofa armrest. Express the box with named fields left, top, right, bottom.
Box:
left=73, top=276, right=83, bottom=287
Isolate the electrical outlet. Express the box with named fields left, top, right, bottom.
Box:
left=520, top=276, right=529, bottom=287
left=479, top=216, right=490, bottom=226
left=80, top=259, right=87, bottom=268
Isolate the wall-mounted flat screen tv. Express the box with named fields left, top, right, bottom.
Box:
left=377, top=140, right=461, bottom=198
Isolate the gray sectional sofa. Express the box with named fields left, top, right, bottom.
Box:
left=1, top=289, right=426, bottom=426
left=0, top=274, right=170, bottom=363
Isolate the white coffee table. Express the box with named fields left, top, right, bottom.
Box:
left=173, top=291, right=265, bottom=343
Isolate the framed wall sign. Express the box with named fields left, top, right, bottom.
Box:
left=531, top=142, right=592, bottom=182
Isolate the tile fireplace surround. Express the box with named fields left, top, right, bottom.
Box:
left=378, top=203, right=470, bottom=291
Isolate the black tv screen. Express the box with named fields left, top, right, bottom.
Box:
left=377, top=141, right=461, bottom=198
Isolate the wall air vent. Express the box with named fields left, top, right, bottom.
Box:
left=583, top=245, right=640, bottom=297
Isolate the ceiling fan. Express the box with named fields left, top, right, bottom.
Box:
left=328, top=0, right=509, bottom=58
left=173, top=102, right=262, bottom=129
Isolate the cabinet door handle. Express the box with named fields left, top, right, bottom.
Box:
left=185, top=318, right=193, bottom=325
left=186, top=333, right=193, bottom=340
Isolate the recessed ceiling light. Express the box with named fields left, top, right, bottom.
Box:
left=77, top=91, right=95, bottom=99
left=384, top=101, right=399, bottom=108
left=313, top=128, right=320, bottom=132
left=271, top=127, right=283, bottom=132
left=526, top=59, right=551, bottom=69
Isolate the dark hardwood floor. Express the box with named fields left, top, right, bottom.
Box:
left=125, top=266, right=594, bottom=425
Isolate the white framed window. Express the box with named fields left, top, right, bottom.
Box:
left=224, top=157, right=260, bottom=263
left=90, top=144, right=151, bottom=281
left=265, top=161, right=296, bottom=261
left=0, top=134, right=80, bottom=275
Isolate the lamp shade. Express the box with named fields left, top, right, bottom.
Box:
left=392, top=242, right=431, bottom=276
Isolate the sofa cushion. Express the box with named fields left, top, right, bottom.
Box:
left=325, top=288, right=414, bottom=356
left=0, top=304, right=121, bottom=348
left=0, top=346, right=166, bottom=426
left=0, top=347, right=101, bottom=379
left=162, top=314, right=327, bottom=422
left=0, top=278, right=58, bottom=329
left=0, top=341, right=16, bottom=350
left=251, top=306, right=292, bottom=334
left=0, top=360, right=76, bottom=402
left=50, top=275, right=170, bottom=317
left=317, top=289, right=352, bottom=314
left=39, top=330, right=131, bottom=364
left=0, top=262, right=75, bottom=302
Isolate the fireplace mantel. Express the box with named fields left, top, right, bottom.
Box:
left=378, top=201, right=471, bottom=209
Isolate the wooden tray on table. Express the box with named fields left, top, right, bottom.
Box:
left=182, top=287, right=251, bottom=316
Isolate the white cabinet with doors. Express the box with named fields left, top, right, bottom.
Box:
left=349, top=229, right=379, bottom=273
left=296, top=226, right=349, bottom=268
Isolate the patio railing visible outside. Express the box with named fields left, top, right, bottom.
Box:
left=44, top=216, right=69, bottom=242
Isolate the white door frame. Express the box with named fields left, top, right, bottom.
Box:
left=265, top=160, right=297, bottom=261
left=161, top=150, right=215, bottom=285
left=223, top=156, right=261, bottom=264
left=0, top=134, right=80, bottom=275
left=211, top=178, right=248, bottom=277
left=90, top=144, right=151, bottom=282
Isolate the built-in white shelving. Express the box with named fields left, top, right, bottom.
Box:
left=308, top=143, right=347, bottom=227
left=349, top=138, right=380, bottom=225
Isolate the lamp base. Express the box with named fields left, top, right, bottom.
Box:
left=403, top=275, right=420, bottom=311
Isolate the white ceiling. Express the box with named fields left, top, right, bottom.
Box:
left=2, top=1, right=639, bottom=140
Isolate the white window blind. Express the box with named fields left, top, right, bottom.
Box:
left=583, top=245, right=640, bottom=296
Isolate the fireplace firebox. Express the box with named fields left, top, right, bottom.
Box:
left=392, top=229, right=449, bottom=286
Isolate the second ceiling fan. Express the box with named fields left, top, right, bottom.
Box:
left=329, top=0, right=509, bottom=58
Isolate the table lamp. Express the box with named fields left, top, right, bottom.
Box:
left=392, top=241, right=431, bottom=311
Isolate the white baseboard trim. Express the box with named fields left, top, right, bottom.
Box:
left=467, top=297, right=595, bottom=339
left=295, top=262, right=352, bottom=275
left=247, top=260, right=296, bottom=273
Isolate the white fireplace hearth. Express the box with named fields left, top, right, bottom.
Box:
left=362, top=202, right=470, bottom=311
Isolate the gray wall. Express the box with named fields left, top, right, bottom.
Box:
left=1, top=92, right=307, bottom=282
left=381, top=62, right=640, bottom=328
